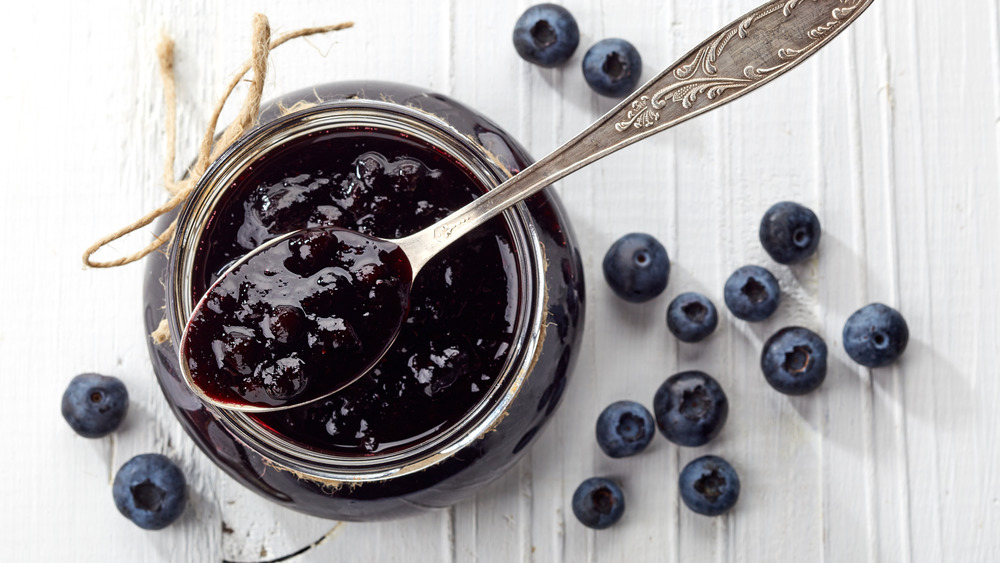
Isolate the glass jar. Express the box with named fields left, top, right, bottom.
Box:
left=143, top=81, right=584, bottom=520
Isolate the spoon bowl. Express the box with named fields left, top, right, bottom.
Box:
left=180, top=228, right=412, bottom=412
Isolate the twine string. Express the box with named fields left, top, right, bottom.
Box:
left=82, top=15, right=353, bottom=268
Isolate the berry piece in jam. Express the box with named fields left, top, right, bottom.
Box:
left=182, top=228, right=413, bottom=409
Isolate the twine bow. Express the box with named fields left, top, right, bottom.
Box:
left=82, top=14, right=353, bottom=268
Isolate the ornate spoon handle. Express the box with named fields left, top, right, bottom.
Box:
left=399, top=0, right=875, bottom=272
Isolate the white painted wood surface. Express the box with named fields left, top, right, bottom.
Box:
left=3, top=0, right=998, bottom=561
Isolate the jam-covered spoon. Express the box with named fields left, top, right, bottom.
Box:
left=180, top=0, right=875, bottom=412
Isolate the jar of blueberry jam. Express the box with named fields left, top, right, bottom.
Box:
left=143, top=82, right=584, bottom=520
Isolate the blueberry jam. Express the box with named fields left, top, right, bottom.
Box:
left=191, top=129, right=521, bottom=455
left=182, top=228, right=412, bottom=409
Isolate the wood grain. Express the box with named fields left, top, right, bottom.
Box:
left=3, top=0, right=999, bottom=561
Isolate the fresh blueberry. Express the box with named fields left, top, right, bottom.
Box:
left=759, top=201, right=822, bottom=264
left=582, top=38, right=642, bottom=97
left=61, top=373, right=128, bottom=438
left=761, top=327, right=828, bottom=395
left=843, top=303, right=909, bottom=367
left=512, top=4, right=580, bottom=68
left=595, top=400, right=655, bottom=458
left=653, top=371, right=728, bottom=447
left=571, top=477, right=626, bottom=529
left=679, top=455, right=740, bottom=516
left=602, top=232, right=670, bottom=303
left=723, top=265, right=780, bottom=322
left=113, top=454, right=187, bottom=530
left=666, top=292, right=719, bottom=343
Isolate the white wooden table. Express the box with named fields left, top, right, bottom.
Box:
left=4, top=0, right=998, bottom=561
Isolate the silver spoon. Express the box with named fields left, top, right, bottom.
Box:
left=180, top=0, right=875, bottom=412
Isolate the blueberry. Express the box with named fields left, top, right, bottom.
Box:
left=679, top=455, right=740, bottom=516
left=266, top=305, right=304, bottom=345
left=653, top=371, right=728, bottom=447
left=582, top=38, right=643, bottom=97
left=595, top=400, right=655, bottom=458
left=666, top=292, right=719, bottom=343
left=571, top=477, right=625, bottom=529
left=723, top=265, right=780, bottom=322
left=761, top=327, right=828, bottom=395
left=843, top=303, right=909, bottom=367
left=112, top=454, right=187, bottom=530
left=512, top=4, right=580, bottom=68
left=61, top=373, right=128, bottom=438
left=221, top=329, right=261, bottom=375
left=258, top=356, right=308, bottom=401
left=602, top=233, right=669, bottom=302
left=759, top=201, right=822, bottom=264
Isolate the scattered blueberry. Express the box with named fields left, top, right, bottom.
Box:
left=653, top=371, right=728, bottom=447
left=582, top=38, right=643, bottom=97
left=602, top=232, right=670, bottom=302
left=666, top=292, right=719, bottom=343
left=761, top=327, right=828, bottom=395
left=723, top=265, right=781, bottom=322
left=113, top=454, right=187, bottom=530
left=759, top=201, right=822, bottom=264
left=512, top=4, right=580, bottom=68
left=61, top=373, right=129, bottom=438
left=572, top=477, right=626, bottom=529
left=679, top=455, right=740, bottom=516
left=843, top=303, right=909, bottom=367
left=595, top=401, right=655, bottom=458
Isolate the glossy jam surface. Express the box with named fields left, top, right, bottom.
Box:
left=183, top=228, right=412, bottom=409
left=191, top=129, right=520, bottom=455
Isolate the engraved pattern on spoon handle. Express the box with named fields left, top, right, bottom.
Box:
left=399, top=0, right=875, bottom=272
left=610, top=0, right=874, bottom=135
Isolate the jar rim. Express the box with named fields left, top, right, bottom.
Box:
left=166, top=99, right=547, bottom=482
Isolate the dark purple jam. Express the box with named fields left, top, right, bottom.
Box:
left=191, top=128, right=520, bottom=456
left=182, top=228, right=412, bottom=409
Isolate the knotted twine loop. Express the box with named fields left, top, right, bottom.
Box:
left=82, top=14, right=354, bottom=269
